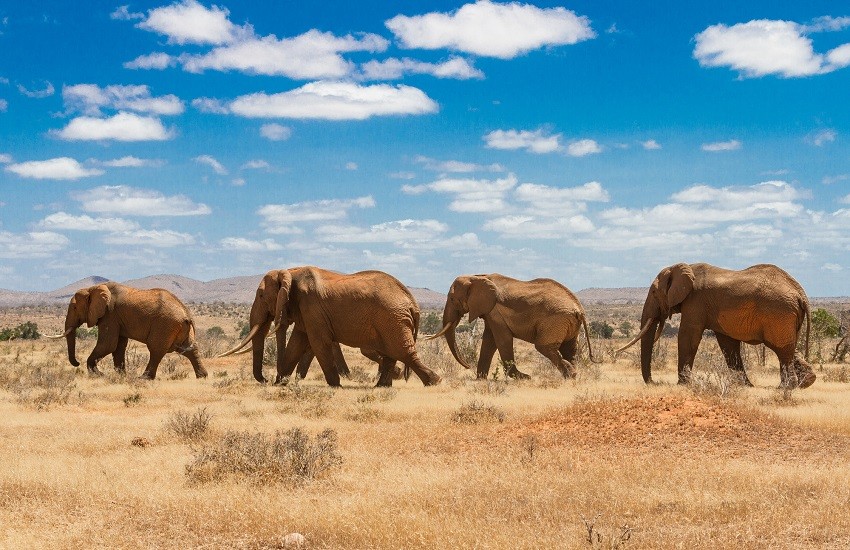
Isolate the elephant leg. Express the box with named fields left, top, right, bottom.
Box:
left=112, top=336, right=129, bottom=373
left=494, top=331, right=528, bottom=379
left=182, top=345, right=208, bottom=379
left=296, top=347, right=315, bottom=379
left=400, top=351, right=441, bottom=386
left=332, top=343, right=352, bottom=378
left=536, top=343, right=576, bottom=379
left=676, top=327, right=703, bottom=384
left=376, top=356, right=398, bottom=387
left=87, top=331, right=119, bottom=376
left=715, top=333, right=752, bottom=386
left=476, top=328, right=498, bottom=379
left=139, top=347, right=166, bottom=380
left=559, top=338, right=578, bottom=364
left=304, top=333, right=341, bottom=388
left=276, top=330, right=310, bottom=384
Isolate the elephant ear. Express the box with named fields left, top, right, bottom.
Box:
left=87, top=284, right=111, bottom=327
left=667, top=263, right=695, bottom=309
left=467, top=276, right=499, bottom=321
left=273, top=270, right=293, bottom=330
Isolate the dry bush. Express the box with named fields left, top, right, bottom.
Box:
left=355, top=389, right=398, bottom=404
left=185, top=427, right=342, bottom=486
left=688, top=357, right=746, bottom=400
left=465, top=378, right=510, bottom=396
left=0, top=360, right=83, bottom=410
left=581, top=513, right=633, bottom=549
left=123, top=392, right=142, bottom=407
left=453, top=399, right=506, bottom=424
left=821, top=365, right=850, bottom=383
left=758, top=387, right=801, bottom=407
left=166, top=407, right=213, bottom=442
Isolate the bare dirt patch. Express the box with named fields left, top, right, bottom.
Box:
left=510, top=395, right=850, bottom=462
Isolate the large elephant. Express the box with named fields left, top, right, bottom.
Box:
left=219, top=267, right=440, bottom=387
left=432, top=274, right=595, bottom=379
left=617, top=263, right=815, bottom=388
left=52, top=282, right=207, bottom=380
left=295, top=343, right=403, bottom=381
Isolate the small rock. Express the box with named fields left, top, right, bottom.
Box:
left=131, top=437, right=151, bottom=448
left=282, top=532, right=306, bottom=548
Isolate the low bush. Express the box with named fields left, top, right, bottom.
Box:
left=185, top=427, right=342, bottom=486
left=453, top=399, right=506, bottom=424
left=0, top=322, right=40, bottom=341
left=166, top=407, right=213, bottom=442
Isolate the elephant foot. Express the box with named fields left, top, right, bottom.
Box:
left=422, top=373, right=441, bottom=386
left=798, top=371, right=816, bottom=389
left=507, top=369, right=531, bottom=380
left=87, top=367, right=104, bottom=377
left=194, top=368, right=209, bottom=379
left=272, top=375, right=287, bottom=385
left=139, top=371, right=156, bottom=380
left=375, top=379, right=393, bottom=388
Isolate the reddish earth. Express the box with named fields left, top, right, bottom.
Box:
left=509, top=396, right=850, bottom=461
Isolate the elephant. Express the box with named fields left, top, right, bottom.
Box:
left=51, top=282, right=207, bottom=380
left=219, top=267, right=440, bottom=387
left=617, top=263, right=815, bottom=389
left=431, top=274, right=596, bottom=379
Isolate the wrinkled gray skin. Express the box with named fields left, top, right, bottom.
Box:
left=62, top=282, right=207, bottom=380
left=438, top=274, right=595, bottom=379
left=620, top=263, right=815, bottom=389
left=228, top=267, right=439, bottom=387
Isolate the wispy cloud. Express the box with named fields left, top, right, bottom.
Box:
left=62, top=84, right=184, bottom=116
left=258, top=196, right=375, bottom=234
left=0, top=231, right=69, bottom=259
left=360, top=56, right=483, bottom=80
left=193, top=154, right=228, bottom=175
left=484, top=129, right=563, bottom=154
left=17, top=81, right=54, bottom=98
left=402, top=174, right=518, bottom=212
left=701, top=139, right=741, bottom=152
left=415, top=155, right=503, bottom=173
left=259, top=123, right=291, bottom=141
left=38, top=212, right=139, bottom=232
left=72, top=185, right=211, bottom=216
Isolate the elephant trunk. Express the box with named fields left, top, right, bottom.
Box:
left=64, top=305, right=80, bottom=367
left=441, top=303, right=472, bottom=370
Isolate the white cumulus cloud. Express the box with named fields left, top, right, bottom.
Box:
left=317, top=219, right=448, bottom=243
left=566, top=139, right=602, bottom=157
left=62, top=84, right=184, bottom=116
left=225, top=81, right=438, bottom=120
left=5, top=157, right=104, bottom=180
left=402, top=174, right=517, bottom=212
left=0, top=231, right=69, bottom=259
left=124, top=52, right=178, bottom=70
left=72, top=185, right=211, bottom=216
left=386, top=0, right=595, bottom=59
left=137, top=0, right=246, bottom=45
left=694, top=18, right=850, bottom=78
left=484, top=128, right=562, bottom=154
left=53, top=112, right=174, bottom=141
left=220, top=237, right=283, bottom=251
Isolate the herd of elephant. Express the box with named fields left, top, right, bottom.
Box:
left=48, top=262, right=818, bottom=390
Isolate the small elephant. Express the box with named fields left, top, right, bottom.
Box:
left=618, top=262, right=815, bottom=388
left=53, top=282, right=207, bottom=380
left=220, top=267, right=440, bottom=387
left=432, top=274, right=596, bottom=379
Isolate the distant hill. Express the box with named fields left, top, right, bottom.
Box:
left=1, top=276, right=845, bottom=309
left=0, top=274, right=448, bottom=309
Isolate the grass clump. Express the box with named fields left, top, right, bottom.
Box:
left=0, top=362, right=82, bottom=410
left=185, top=427, right=342, bottom=486
left=453, top=399, right=506, bottom=424
left=166, top=407, right=213, bottom=442
left=274, top=378, right=335, bottom=418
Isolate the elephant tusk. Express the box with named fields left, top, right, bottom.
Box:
left=217, top=324, right=262, bottom=358
left=653, top=321, right=665, bottom=344
left=423, top=323, right=454, bottom=341
left=46, top=328, right=74, bottom=339
left=615, top=319, right=656, bottom=354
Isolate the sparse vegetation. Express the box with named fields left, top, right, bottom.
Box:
left=0, top=321, right=40, bottom=341
left=2, top=303, right=850, bottom=548
left=589, top=320, right=614, bottom=339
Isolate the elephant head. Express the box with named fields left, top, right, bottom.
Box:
left=436, top=275, right=499, bottom=370
left=618, top=263, right=694, bottom=383
left=62, top=284, right=112, bottom=367
left=219, top=269, right=292, bottom=382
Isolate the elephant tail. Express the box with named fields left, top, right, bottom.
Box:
left=802, top=297, right=811, bottom=361
left=581, top=313, right=602, bottom=364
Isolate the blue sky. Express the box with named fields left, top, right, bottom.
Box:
left=2, top=1, right=850, bottom=295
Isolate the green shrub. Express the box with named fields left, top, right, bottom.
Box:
left=206, top=326, right=226, bottom=338
left=589, top=320, right=614, bottom=339
left=0, top=322, right=41, bottom=341
left=812, top=308, right=840, bottom=338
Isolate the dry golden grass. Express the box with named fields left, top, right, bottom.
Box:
left=1, top=306, right=850, bottom=549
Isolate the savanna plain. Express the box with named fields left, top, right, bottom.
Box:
left=2, top=302, right=850, bottom=549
